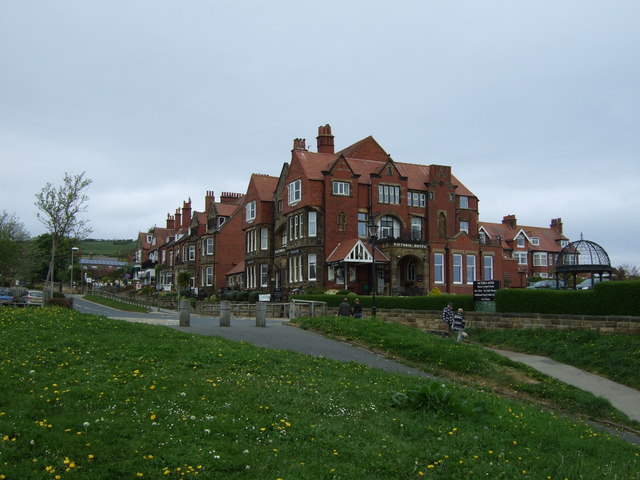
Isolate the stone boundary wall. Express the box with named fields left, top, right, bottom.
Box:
left=369, top=309, right=640, bottom=335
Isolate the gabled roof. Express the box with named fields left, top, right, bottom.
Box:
left=335, top=135, right=389, bottom=162
left=290, top=142, right=476, bottom=198
left=479, top=220, right=568, bottom=252
left=325, top=238, right=390, bottom=264
left=250, top=173, right=279, bottom=201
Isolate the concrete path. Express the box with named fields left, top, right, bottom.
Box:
left=489, top=348, right=640, bottom=423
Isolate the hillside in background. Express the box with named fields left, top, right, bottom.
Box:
left=79, top=239, right=136, bottom=259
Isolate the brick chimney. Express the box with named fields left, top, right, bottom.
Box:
left=166, top=213, right=175, bottom=230
left=205, top=190, right=215, bottom=211
left=502, top=214, right=517, bottom=229
left=550, top=218, right=563, bottom=233
left=220, top=192, right=244, bottom=204
left=182, top=198, right=192, bottom=229
left=174, top=208, right=181, bottom=230
left=316, top=124, right=335, bottom=154
left=292, top=138, right=307, bottom=151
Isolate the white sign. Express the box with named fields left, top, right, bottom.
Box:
left=259, top=294, right=271, bottom=302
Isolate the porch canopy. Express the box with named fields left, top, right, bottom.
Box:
left=325, top=239, right=390, bottom=265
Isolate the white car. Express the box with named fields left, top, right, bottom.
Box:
left=576, top=278, right=609, bottom=290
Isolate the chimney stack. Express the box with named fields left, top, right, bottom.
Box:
left=182, top=198, right=192, bottom=229
left=205, top=190, right=215, bottom=211
left=502, top=214, right=517, bottom=229
left=550, top=218, right=563, bottom=233
left=292, top=138, right=307, bottom=151
left=316, top=124, right=335, bottom=154
left=174, top=208, right=182, bottom=230
left=220, top=192, right=244, bottom=204
left=166, top=213, right=175, bottom=230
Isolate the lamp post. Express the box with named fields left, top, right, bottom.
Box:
left=368, top=222, right=379, bottom=317
left=71, top=247, right=79, bottom=294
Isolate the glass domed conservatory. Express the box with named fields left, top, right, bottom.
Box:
left=555, top=237, right=613, bottom=289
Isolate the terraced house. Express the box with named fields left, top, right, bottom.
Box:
left=134, top=124, right=570, bottom=297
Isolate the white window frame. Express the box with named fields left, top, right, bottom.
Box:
left=466, top=255, right=476, bottom=284
left=308, top=211, right=317, bottom=237
left=332, top=181, right=350, bottom=196
left=378, top=184, right=400, bottom=204
left=288, top=179, right=301, bottom=205
left=188, top=245, right=195, bottom=261
left=517, top=236, right=525, bottom=248
left=514, top=251, right=527, bottom=265
left=246, top=200, right=256, bottom=222
left=459, top=221, right=469, bottom=233
left=260, top=264, right=269, bottom=287
left=533, top=252, right=548, bottom=266
left=308, top=253, right=317, bottom=281
left=260, top=227, right=268, bottom=250
left=206, top=237, right=214, bottom=255
left=206, top=266, right=213, bottom=286
left=459, top=196, right=469, bottom=209
left=434, top=253, right=444, bottom=284
left=531, top=237, right=540, bottom=246
left=453, top=254, right=463, bottom=284
left=411, top=217, right=422, bottom=240
left=483, top=255, right=494, bottom=280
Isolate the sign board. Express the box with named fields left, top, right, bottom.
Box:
left=473, top=280, right=500, bottom=302
left=259, top=294, right=271, bottom=302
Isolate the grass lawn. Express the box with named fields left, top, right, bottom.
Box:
left=1, top=308, right=638, bottom=479
left=82, top=294, right=150, bottom=313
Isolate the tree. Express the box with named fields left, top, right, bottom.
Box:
left=0, top=211, right=31, bottom=286
left=615, top=264, right=640, bottom=281
left=35, top=172, right=92, bottom=297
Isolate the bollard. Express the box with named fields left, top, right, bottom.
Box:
left=256, top=301, right=267, bottom=327
left=220, top=300, right=231, bottom=327
left=179, top=298, right=191, bottom=327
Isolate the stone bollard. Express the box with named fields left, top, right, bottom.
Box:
left=256, top=301, right=267, bottom=327
left=179, top=298, right=191, bottom=327
left=220, top=300, right=231, bottom=327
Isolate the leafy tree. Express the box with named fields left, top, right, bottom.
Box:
left=0, top=211, right=30, bottom=286
left=34, top=172, right=92, bottom=297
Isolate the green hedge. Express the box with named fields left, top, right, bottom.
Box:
left=496, top=280, right=640, bottom=316
left=291, top=294, right=475, bottom=311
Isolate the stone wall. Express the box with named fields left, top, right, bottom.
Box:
left=369, top=309, right=640, bottom=335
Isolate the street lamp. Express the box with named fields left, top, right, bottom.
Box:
left=368, top=221, right=379, bottom=317
left=71, top=247, right=79, bottom=294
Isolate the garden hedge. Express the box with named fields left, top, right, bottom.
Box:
left=292, top=293, right=475, bottom=312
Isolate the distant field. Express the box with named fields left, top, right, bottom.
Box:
left=79, top=239, right=136, bottom=258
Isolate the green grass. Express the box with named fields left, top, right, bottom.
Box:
left=78, top=239, right=136, bottom=258
left=289, top=316, right=639, bottom=429
left=1, top=308, right=639, bottom=480
left=467, top=328, right=640, bottom=390
left=82, top=294, right=150, bottom=313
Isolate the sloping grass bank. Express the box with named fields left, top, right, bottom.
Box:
left=1, top=308, right=638, bottom=479
left=289, top=316, right=638, bottom=428
left=467, top=327, right=640, bottom=390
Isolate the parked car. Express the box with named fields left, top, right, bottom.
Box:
left=20, top=290, right=44, bottom=306
left=526, top=279, right=566, bottom=289
left=576, top=278, right=609, bottom=290
left=0, top=288, right=14, bottom=306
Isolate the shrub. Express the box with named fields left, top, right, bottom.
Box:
left=247, top=291, right=261, bottom=303
left=46, top=298, right=73, bottom=308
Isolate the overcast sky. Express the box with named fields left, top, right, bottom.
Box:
left=1, top=1, right=639, bottom=267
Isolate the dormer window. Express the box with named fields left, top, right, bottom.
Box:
left=531, top=237, right=540, bottom=246
left=288, top=179, right=301, bottom=205
left=245, top=201, right=256, bottom=222
left=517, top=235, right=525, bottom=248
